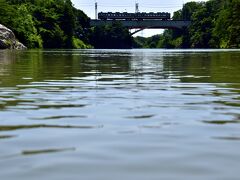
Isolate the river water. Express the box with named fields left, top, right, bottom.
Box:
left=0, top=49, right=240, bottom=180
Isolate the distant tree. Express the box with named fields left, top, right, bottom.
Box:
left=214, top=0, right=240, bottom=48
left=58, top=0, right=75, bottom=48
left=90, top=22, right=133, bottom=49
left=74, top=8, right=91, bottom=44
left=0, top=0, right=14, bottom=25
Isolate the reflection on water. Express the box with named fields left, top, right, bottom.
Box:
left=0, top=49, right=240, bottom=180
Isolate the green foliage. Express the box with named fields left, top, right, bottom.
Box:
left=133, top=31, right=183, bottom=49
left=214, top=0, right=240, bottom=48
left=133, top=35, right=163, bottom=48
left=10, top=4, right=42, bottom=48
left=2, top=0, right=239, bottom=49
left=72, top=37, right=92, bottom=49
left=140, top=0, right=240, bottom=49
left=0, top=0, right=13, bottom=25
left=133, top=36, right=148, bottom=48
left=74, top=9, right=91, bottom=44
left=90, top=22, right=133, bottom=49
left=0, top=0, right=91, bottom=49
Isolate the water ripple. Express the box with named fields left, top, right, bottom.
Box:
left=202, top=120, right=240, bottom=125
left=1, top=50, right=240, bottom=180
left=31, top=115, right=87, bottom=120
left=21, top=147, right=76, bottom=156
left=126, top=115, right=155, bottom=119
left=0, top=135, right=16, bottom=139
left=0, top=124, right=104, bottom=131
left=213, top=136, right=240, bottom=141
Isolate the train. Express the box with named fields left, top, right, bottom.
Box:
left=98, top=12, right=171, bottom=21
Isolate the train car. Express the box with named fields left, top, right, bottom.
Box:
left=98, top=12, right=134, bottom=20
left=98, top=12, right=171, bottom=21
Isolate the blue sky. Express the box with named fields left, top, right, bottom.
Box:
left=71, top=0, right=207, bottom=37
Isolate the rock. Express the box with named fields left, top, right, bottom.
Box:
left=0, top=24, right=27, bottom=50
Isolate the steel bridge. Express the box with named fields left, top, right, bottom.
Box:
left=90, top=20, right=191, bottom=35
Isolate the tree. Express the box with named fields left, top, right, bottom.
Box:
left=1, top=0, right=91, bottom=48
left=0, top=0, right=14, bottom=25
left=10, top=4, right=42, bottom=48
left=90, top=22, right=133, bottom=49
left=214, top=0, right=240, bottom=48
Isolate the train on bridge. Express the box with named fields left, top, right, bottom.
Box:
left=98, top=12, right=171, bottom=21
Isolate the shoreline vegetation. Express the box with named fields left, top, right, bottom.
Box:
left=134, top=0, right=240, bottom=49
left=0, top=0, right=92, bottom=49
left=0, top=0, right=239, bottom=49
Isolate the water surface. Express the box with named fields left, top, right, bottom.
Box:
left=0, top=49, right=240, bottom=180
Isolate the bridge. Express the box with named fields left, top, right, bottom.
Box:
left=90, top=20, right=191, bottom=35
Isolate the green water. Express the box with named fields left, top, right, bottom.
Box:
left=0, top=49, right=240, bottom=180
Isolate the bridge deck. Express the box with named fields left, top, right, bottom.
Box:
left=90, top=20, right=191, bottom=29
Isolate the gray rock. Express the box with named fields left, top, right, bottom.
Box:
left=0, top=24, right=27, bottom=50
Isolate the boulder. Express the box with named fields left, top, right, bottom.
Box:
left=0, top=24, right=27, bottom=50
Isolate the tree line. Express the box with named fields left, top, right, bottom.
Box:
left=134, top=0, right=240, bottom=49
left=0, top=0, right=132, bottom=49
left=0, top=0, right=239, bottom=49
left=0, top=0, right=91, bottom=48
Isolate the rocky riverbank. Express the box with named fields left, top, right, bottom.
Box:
left=0, top=24, right=26, bottom=50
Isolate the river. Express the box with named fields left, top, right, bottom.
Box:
left=0, top=49, right=240, bottom=180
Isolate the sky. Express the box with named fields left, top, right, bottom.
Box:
left=71, top=0, right=207, bottom=37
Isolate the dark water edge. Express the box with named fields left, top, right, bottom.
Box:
left=0, top=49, right=240, bottom=180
